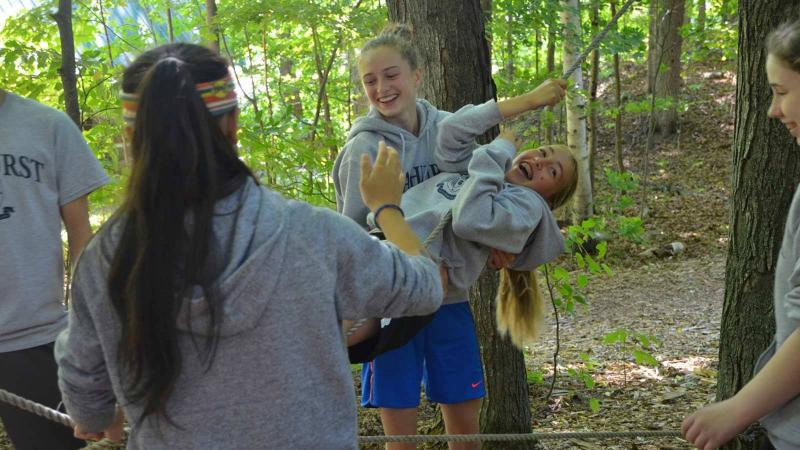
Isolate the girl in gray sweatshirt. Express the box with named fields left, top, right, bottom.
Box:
left=350, top=98, right=578, bottom=361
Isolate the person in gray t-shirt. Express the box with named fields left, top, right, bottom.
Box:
left=0, top=89, right=109, bottom=449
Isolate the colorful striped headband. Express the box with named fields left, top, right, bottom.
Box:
left=121, top=74, right=238, bottom=125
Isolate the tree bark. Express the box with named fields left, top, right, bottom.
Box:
left=697, top=0, right=706, bottom=33
left=561, top=0, right=593, bottom=221
left=647, top=0, right=657, bottom=94
left=205, top=0, right=219, bottom=53
left=718, top=1, right=800, bottom=448
left=53, top=0, right=80, bottom=127
left=387, top=1, right=532, bottom=447
left=611, top=0, right=625, bottom=173
left=588, top=0, right=600, bottom=192
left=547, top=28, right=556, bottom=74
left=653, top=0, right=685, bottom=136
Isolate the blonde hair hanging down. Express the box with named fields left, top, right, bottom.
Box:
left=496, top=269, right=546, bottom=349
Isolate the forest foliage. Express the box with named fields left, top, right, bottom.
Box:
left=0, top=0, right=737, bottom=209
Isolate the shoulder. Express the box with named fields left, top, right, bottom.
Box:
left=9, top=95, right=74, bottom=133
left=339, top=131, right=381, bottom=163
left=502, top=185, right=549, bottom=214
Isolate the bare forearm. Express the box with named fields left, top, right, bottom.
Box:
left=730, top=327, right=800, bottom=427
left=497, top=92, right=540, bottom=120
left=375, top=209, right=423, bottom=256
left=60, top=196, right=93, bottom=266
left=497, top=79, right=567, bottom=119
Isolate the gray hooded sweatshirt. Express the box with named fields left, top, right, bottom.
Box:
left=755, top=184, right=800, bottom=449
left=333, top=99, right=451, bottom=228
left=378, top=138, right=564, bottom=305
left=55, top=179, right=443, bottom=449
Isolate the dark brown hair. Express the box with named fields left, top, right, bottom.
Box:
left=107, top=43, right=254, bottom=425
left=767, top=18, right=800, bottom=72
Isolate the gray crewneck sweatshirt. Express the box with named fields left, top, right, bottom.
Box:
left=378, top=138, right=564, bottom=304
left=368, top=98, right=563, bottom=304
left=55, top=179, right=443, bottom=449
left=755, top=184, right=800, bottom=449
left=332, top=99, right=451, bottom=228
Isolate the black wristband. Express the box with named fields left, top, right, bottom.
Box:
left=373, top=204, right=404, bottom=229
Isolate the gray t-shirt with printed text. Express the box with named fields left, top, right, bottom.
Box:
left=0, top=93, right=109, bottom=352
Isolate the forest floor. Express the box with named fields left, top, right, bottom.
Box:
left=0, top=54, right=735, bottom=450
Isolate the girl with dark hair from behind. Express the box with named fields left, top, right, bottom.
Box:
left=54, top=42, right=445, bottom=450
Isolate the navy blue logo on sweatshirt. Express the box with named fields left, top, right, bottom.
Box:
left=0, top=177, right=13, bottom=221
left=436, top=174, right=468, bottom=200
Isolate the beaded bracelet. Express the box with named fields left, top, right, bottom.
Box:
left=373, top=204, right=404, bottom=229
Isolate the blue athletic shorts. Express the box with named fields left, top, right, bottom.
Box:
left=360, top=302, right=486, bottom=408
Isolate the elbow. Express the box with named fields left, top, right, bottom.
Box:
left=450, top=217, right=484, bottom=243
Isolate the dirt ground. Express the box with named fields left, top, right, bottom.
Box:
left=354, top=253, right=724, bottom=450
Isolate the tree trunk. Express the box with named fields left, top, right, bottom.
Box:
left=697, top=0, right=706, bottom=33
left=98, top=0, right=114, bottom=65
left=588, top=0, right=600, bottom=192
left=387, top=1, right=533, bottom=447
left=205, top=0, right=219, bottom=53
left=279, top=33, right=304, bottom=121
left=653, top=0, right=685, bottom=136
left=611, top=0, right=625, bottom=173
left=53, top=0, right=80, bottom=127
left=647, top=0, right=657, bottom=94
left=504, top=14, right=515, bottom=83
left=561, top=0, right=593, bottom=221
left=718, top=1, right=800, bottom=449
left=348, top=48, right=368, bottom=128
left=547, top=28, right=556, bottom=74
left=166, top=2, right=175, bottom=42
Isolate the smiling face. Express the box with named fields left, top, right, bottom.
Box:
left=767, top=53, right=800, bottom=145
left=358, top=45, right=421, bottom=131
left=505, top=145, right=576, bottom=205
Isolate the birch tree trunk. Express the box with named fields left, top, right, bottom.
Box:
left=561, top=0, right=593, bottom=221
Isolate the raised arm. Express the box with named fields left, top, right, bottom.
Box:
left=496, top=79, right=566, bottom=119
left=332, top=133, right=377, bottom=229
left=435, top=79, right=566, bottom=173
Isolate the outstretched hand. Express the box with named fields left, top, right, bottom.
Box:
left=359, top=141, right=405, bottom=212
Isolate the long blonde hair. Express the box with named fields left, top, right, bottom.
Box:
left=496, top=268, right=545, bottom=349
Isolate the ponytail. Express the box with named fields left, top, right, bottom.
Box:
left=496, top=269, right=546, bottom=349
left=108, top=43, right=253, bottom=424
left=360, top=22, right=420, bottom=70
